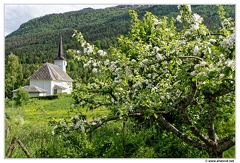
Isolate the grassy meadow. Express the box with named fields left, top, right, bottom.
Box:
left=4, top=94, right=110, bottom=158
left=4, top=94, right=235, bottom=158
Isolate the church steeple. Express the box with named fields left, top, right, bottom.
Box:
left=55, top=34, right=65, bottom=60
left=54, top=34, right=67, bottom=72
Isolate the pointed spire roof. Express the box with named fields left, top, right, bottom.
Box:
left=54, top=34, right=65, bottom=60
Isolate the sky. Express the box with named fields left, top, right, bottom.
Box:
left=4, top=4, right=117, bottom=36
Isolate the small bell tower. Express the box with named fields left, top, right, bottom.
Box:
left=54, top=34, right=67, bottom=72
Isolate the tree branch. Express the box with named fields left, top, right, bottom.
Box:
left=217, top=139, right=235, bottom=154
left=206, top=98, right=217, bottom=142
left=178, top=56, right=203, bottom=61
left=157, top=114, right=206, bottom=151
left=177, top=86, right=215, bottom=146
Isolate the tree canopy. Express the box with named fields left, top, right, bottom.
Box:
left=53, top=5, right=235, bottom=158
left=5, top=53, right=23, bottom=98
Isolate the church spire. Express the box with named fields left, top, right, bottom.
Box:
left=54, top=34, right=65, bottom=60
left=54, top=34, right=67, bottom=72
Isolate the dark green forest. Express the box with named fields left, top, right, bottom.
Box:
left=5, top=5, right=235, bottom=90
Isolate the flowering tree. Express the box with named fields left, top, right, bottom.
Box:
left=56, top=5, right=235, bottom=158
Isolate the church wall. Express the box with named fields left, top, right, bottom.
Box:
left=30, top=80, right=52, bottom=95
left=52, top=80, right=72, bottom=94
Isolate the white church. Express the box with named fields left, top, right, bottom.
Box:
left=15, top=35, right=74, bottom=97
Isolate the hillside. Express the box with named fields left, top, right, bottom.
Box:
left=5, top=5, right=235, bottom=63
left=4, top=5, right=235, bottom=87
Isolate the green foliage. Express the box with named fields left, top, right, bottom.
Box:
left=5, top=53, right=23, bottom=98
left=15, top=87, right=30, bottom=107
left=37, top=131, right=95, bottom=158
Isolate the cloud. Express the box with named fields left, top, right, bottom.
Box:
left=4, top=4, right=116, bottom=36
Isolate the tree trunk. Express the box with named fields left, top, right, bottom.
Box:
left=207, top=146, right=224, bottom=158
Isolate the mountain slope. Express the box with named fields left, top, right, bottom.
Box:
left=5, top=5, right=235, bottom=65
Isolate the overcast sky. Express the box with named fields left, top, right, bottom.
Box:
left=4, top=4, right=117, bottom=36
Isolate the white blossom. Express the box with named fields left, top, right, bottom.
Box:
left=221, top=33, right=235, bottom=49
left=104, top=59, right=110, bottom=66
left=98, top=50, right=107, bottom=56
left=145, top=45, right=150, bottom=51
left=93, top=62, right=97, bottom=67
left=84, top=43, right=94, bottom=54
left=186, top=5, right=192, bottom=12
left=194, top=64, right=200, bottom=70
left=191, top=24, right=199, bottom=31
left=156, top=53, right=163, bottom=60
left=153, top=18, right=161, bottom=25
left=176, top=15, right=182, bottom=22
left=113, top=78, right=122, bottom=84
left=190, top=71, right=196, bottom=76
left=92, top=68, right=98, bottom=73
left=192, top=13, right=203, bottom=24
left=184, top=31, right=191, bottom=36
left=209, top=39, right=216, bottom=43
left=225, top=59, right=235, bottom=71
left=110, top=62, right=117, bottom=70
left=74, top=121, right=81, bottom=129
left=219, top=74, right=225, bottom=79
left=193, top=45, right=199, bottom=55
left=200, top=61, right=207, bottom=66
left=219, top=54, right=225, bottom=58
left=80, top=125, right=85, bottom=132
left=129, top=105, right=133, bottom=112
left=154, top=46, right=160, bottom=52
left=81, top=42, right=86, bottom=47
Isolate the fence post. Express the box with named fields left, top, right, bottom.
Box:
left=17, top=139, right=31, bottom=158
left=5, top=137, right=18, bottom=158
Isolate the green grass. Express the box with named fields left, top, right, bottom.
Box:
left=4, top=94, right=110, bottom=158
left=4, top=95, right=235, bottom=158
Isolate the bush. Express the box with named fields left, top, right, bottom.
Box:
left=31, top=94, right=59, bottom=100
left=15, top=87, right=30, bottom=107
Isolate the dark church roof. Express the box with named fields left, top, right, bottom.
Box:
left=54, top=35, right=65, bottom=60
left=28, top=63, right=73, bottom=82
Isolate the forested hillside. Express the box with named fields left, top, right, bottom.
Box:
left=5, top=5, right=235, bottom=87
